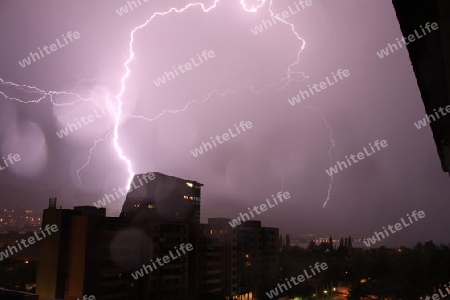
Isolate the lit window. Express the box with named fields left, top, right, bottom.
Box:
left=134, top=204, right=140, bottom=208
left=186, top=182, right=193, bottom=188
left=147, top=204, right=154, bottom=209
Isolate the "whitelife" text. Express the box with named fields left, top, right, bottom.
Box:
left=191, top=121, right=253, bottom=158
left=326, top=139, right=388, bottom=176
left=265, top=262, right=328, bottom=299
left=0, top=224, right=59, bottom=261
left=228, top=191, right=290, bottom=228
left=288, top=69, right=350, bottom=106
left=153, top=50, right=215, bottom=87
left=363, top=210, right=425, bottom=247
left=131, top=243, right=193, bottom=280
left=18, top=31, right=81, bottom=68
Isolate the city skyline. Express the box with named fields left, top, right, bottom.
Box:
left=0, top=199, right=433, bottom=249
left=0, top=174, right=448, bottom=299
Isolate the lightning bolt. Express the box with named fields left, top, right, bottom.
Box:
left=115, top=0, right=274, bottom=189
left=114, top=0, right=232, bottom=189
left=0, top=78, right=94, bottom=106
left=76, top=129, right=112, bottom=186
left=122, top=0, right=309, bottom=124
left=0, top=76, right=117, bottom=183
left=1, top=0, right=335, bottom=207
left=302, top=106, right=335, bottom=207
left=0, top=1, right=266, bottom=189
left=118, top=0, right=335, bottom=205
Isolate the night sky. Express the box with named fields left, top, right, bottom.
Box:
left=0, top=0, right=449, bottom=247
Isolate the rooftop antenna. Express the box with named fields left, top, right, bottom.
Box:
left=48, top=197, right=57, bottom=209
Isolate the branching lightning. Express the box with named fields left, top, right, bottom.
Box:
left=119, top=0, right=335, bottom=205
left=76, top=129, right=112, bottom=186
left=114, top=0, right=229, bottom=189
left=123, top=0, right=309, bottom=123
left=0, top=78, right=94, bottom=106
left=0, top=0, right=335, bottom=206
left=303, top=106, right=335, bottom=207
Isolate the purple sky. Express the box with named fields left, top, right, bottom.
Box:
left=0, top=0, right=449, bottom=247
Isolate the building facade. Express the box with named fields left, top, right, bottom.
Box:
left=36, top=173, right=280, bottom=300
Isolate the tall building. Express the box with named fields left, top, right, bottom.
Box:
left=120, top=172, right=203, bottom=224
left=236, top=221, right=262, bottom=299
left=132, top=220, right=190, bottom=299
left=36, top=200, right=133, bottom=300
left=120, top=172, right=203, bottom=299
left=35, top=199, right=192, bottom=300
left=199, top=218, right=237, bottom=297
left=260, top=227, right=280, bottom=295
left=199, top=219, right=280, bottom=300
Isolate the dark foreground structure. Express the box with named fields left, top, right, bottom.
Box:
left=35, top=173, right=280, bottom=300
left=393, top=0, right=450, bottom=174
